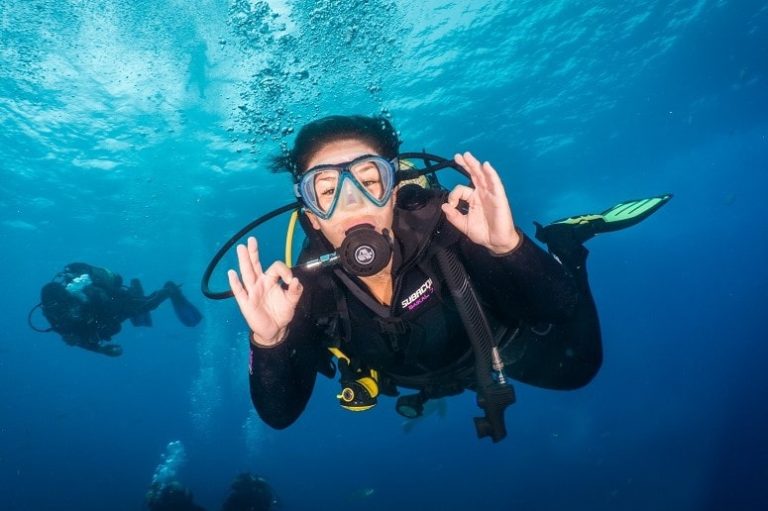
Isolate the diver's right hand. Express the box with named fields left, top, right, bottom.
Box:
left=228, top=237, right=303, bottom=347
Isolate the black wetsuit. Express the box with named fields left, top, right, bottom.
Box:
left=248, top=189, right=602, bottom=429
left=41, top=263, right=171, bottom=355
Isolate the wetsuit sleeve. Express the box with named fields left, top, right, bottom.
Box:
left=460, top=228, right=580, bottom=324
left=247, top=290, right=330, bottom=430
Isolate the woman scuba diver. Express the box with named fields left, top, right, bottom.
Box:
left=214, top=115, right=671, bottom=442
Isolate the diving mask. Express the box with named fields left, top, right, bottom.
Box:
left=295, top=154, right=397, bottom=220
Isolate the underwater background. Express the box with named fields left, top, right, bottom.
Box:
left=1, top=0, right=767, bottom=510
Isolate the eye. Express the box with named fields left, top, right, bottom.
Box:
left=313, top=171, right=339, bottom=198
left=354, top=164, right=382, bottom=187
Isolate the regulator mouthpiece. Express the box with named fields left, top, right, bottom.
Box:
left=297, top=225, right=392, bottom=277
left=338, top=224, right=392, bottom=277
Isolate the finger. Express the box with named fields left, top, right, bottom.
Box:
left=455, top=152, right=484, bottom=191
left=461, top=151, right=482, bottom=170
left=441, top=202, right=471, bottom=238
left=453, top=153, right=473, bottom=181
left=247, top=237, right=263, bottom=276
left=446, top=184, right=474, bottom=207
left=236, top=243, right=257, bottom=291
left=227, top=269, right=249, bottom=309
left=458, top=152, right=488, bottom=191
left=285, top=277, right=303, bottom=306
left=441, top=202, right=464, bottom=227
left=271, top=261, right=295, bottom=284
left=480, top=160, right=505, bottom=197
left=263, top=261, right=294, bottom=287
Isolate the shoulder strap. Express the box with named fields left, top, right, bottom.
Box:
left=332, top=268, right=390, bottom=317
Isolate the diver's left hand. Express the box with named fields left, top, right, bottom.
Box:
left=441, top=152, right=520, bottom=254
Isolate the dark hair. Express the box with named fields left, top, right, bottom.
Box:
left=271, top=115, right=401, bottom=181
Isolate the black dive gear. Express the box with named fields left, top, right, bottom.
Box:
left=329, top=347, right=380, bottom=411
left=27, top=303, right=53, bottom=333
left=338, top=374, right=379, bottom=411
left=257, top=225, right=393, bottom=277
left=300, top=252, right=340, bottom=271
left=338, top=225, right=392, bottom=277
left=432, top=239, right=516, bottom=442
left=396, top=391, right=427, bottom=418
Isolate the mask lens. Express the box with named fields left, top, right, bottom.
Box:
left=349, top=158, right=388, bottom=201
left=311, top=169, right=342, bottom=215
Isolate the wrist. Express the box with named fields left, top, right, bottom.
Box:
left=250, top=329, right=287, bottom=348
left=489, top=228, right=523, bottom=256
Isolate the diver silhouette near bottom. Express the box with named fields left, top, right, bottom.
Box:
left=146, top=473, right=278, bottom=511
left=145, top=440, right=278, bottom=511
left=29, top=262, right=203, bottom=356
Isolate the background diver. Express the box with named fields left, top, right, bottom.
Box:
left=30, top=262, right=202, bottom=356
left=220, top=114, right=672, bottom=441
left=145, top=473, right=277, bottom=511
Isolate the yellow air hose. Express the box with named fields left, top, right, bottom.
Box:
left=284, top=209, right=299, bottom=268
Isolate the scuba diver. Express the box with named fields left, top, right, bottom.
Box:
left=212, top=114, right=672, bottom=442
left=145, top=473, right=277, bottom=511
left=146, top=481, right=206, bottom=511
left=29, top=262, right=203, bottom=356
left=220, top=473, right=279, bottom=511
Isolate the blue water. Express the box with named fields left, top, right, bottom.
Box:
left=1, top=1, right=767, bottom=510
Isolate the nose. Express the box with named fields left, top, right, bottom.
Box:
left=336, top=176, right=365, bottom=211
